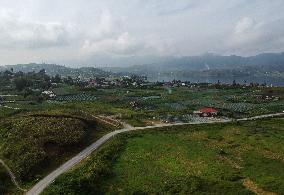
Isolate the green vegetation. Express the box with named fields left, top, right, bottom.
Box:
left=46, top=86, right=283, bottom=125
left=1, top=68, right=284, bottom=125
left=1, top=116, right=86, bottom=179
left=0, top=168, right=12, bottom=195
left=0, top=111, right=114, bottom=194
left=42, top=135, right=127, bottom=195
left=44, top=117, right=284, bottom=194
left=1, top=68, right=284, bottom=194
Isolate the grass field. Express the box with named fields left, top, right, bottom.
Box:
left=43, top=117, right=284, bottom=194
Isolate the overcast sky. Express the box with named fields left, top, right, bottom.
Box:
left=0, top=0, right=284, bottom=66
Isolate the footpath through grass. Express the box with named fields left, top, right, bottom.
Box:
left=44, top=117, right=284, bottom=194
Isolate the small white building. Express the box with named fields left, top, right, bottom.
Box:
left=42, top=90, right=56, bottom=98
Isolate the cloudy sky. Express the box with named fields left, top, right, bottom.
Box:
left=0, top=0, right=284, bottom=66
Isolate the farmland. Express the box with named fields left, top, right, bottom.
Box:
left=43, top=117, right=284, bottom=194
left=54, top=87, right=284, bottom=120
left=1, top=69, right=284, bottom=194
left=53, top=94, right=97, bottom=102
left=3, top=86, right=284, bottom=126
left=1, top=1, right=284, bottom=193
left=85, top=86, right=284, bottom=125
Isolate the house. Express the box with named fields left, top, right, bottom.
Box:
left=130, top=101, right=139, bottom=109
left=194, top=107, right=218, bottom=117
left=42, top=90, right=56, bottom=98
left=51, top=83, right=58, bottom=87
left=88, top=80, right=99, bottom=87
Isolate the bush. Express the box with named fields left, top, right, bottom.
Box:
left=0, top=115, right=89, bottom=180
left=163, top=175, right=251, bottom=194
left=0, top=168, right=12, bottom=194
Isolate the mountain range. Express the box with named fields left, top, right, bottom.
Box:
left=103, top=52, right=284, bottom=72
left=103, top=52, right=284, bottom=85
left=0, top=52, right=284, bottom=85
left=0, top=63, right=111, bottom=78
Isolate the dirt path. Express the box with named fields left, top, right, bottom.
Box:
left=0, top=159, right=26, bottom=192
left=243, top=178, right=276, bottom=195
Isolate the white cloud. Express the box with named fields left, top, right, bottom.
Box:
left=0, top=0, right=284, bottom=65
left=79, top=9, right=144, bottom=56
left=80, top=32, right=146, bottom=56
left=227, top=16, right=284, bottom=54
left=0, top=8, right=162, bottom=57
left=0, top=9, right=74, bottom=49
left=229, top=17, right=260, bottom=47
left=79, top=10, right=167, bottom=57
left=234, top=17, right=255, bottom=34
left=85, top=9, right=119, bottom=42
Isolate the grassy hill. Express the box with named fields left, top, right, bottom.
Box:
left=1, top=63, right=111, bottom=78
left=43, top=117, right=284, bottom=194
left=0, top=111, right=114, bottom=194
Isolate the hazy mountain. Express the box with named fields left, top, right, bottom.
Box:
left=1, top=52, right=283, bottom=85
left=104, top=52, right=284, bottom=73
left=1, top=63, right=111, bottom=78
left=103, top=52, right=284, bottom=85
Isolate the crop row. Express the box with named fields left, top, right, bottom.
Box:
left=54, top=94, right=97, bottom=102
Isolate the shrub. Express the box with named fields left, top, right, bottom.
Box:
left=0, top=116, right=89, bottom=180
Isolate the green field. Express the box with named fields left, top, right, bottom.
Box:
left=2, top=87, right=284, bottom=126
left=1, top=76, right=284, bottom=194
left=43, top=117, right=284, bottom=194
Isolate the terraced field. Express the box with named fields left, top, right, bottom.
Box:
left=54, top=94, right=97, bottom=102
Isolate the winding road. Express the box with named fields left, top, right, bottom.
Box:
left=25, top=112, right=284, bottom=195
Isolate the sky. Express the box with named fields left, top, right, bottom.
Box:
left=0, top=0, right=284, bottom=66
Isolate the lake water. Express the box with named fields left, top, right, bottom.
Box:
left=147, top=75, right=284, bottom=86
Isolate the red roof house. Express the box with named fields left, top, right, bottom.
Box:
left=194, top=107, right=218, bottom=117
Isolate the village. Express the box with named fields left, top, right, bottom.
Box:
left=0, top=69, right=283, bottom=126
left=1, top=0, right=284, bottom=194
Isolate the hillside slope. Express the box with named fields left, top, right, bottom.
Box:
left=1, top=63, right=111, bottom=78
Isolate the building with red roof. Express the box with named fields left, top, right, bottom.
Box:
left=193, top=107, right=218, bottom=117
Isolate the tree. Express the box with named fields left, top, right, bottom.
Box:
left=39, top=69, right=46, bottom=77
left=52, top=74, right=61, bottom=83
left=232, top=80, right=237, bottom=86
left=15, top=77, right=28, bottom=91
left=23, top=88, right=34, bottom=98
left=63, top=76, right=74, bottom=85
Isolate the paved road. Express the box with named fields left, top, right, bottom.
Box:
left=26, top=112, right=284, bottom=195
left=236, top=112, right=284, bottom=121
